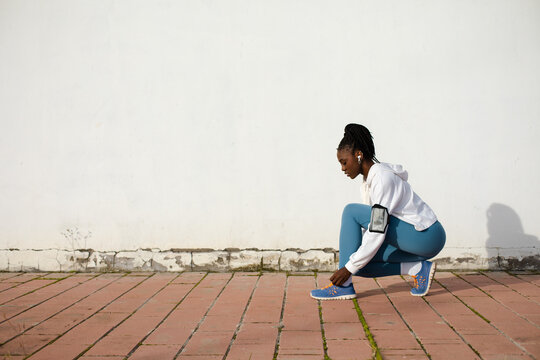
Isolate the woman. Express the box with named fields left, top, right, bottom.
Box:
left=311, top=124, right=446, bottom=300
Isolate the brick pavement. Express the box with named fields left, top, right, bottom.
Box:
left=0, top=271, right=538, bottom=359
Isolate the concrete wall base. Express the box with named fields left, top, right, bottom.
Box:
left=0, top=248, right=538, bottom=272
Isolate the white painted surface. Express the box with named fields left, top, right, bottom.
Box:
left=1, top=0, right=539, bottom=265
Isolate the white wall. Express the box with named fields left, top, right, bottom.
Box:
left=1, top=0, right=539, bottom=266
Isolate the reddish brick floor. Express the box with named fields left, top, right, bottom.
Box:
left=0, top=271, right=538, bottom=359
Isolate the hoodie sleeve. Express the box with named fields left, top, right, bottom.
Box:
left=344, top=170, right=401, bottom=274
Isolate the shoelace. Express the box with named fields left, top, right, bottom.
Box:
left=412, top=275, right=426, bottom=289
left=319, top=283, right=339, bottom=295
left=321, top=283, right=334, bottom=290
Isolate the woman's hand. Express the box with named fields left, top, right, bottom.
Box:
left=329, top=267, right=352, bottom=286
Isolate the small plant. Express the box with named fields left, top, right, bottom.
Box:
left=61, top=227, right=91, bottom=251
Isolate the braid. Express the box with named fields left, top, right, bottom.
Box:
left=337, top=124, right=378, bottom=162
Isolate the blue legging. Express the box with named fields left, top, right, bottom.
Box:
left=339, top=204, right=446, bottom=277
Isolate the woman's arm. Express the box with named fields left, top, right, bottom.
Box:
left=342, top=172, right=401, bottom=274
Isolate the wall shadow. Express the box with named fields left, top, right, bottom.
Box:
left=486, top=203, right=539, bottom=270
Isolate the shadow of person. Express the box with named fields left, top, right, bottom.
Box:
left=486, top=203, right=539, bottom=270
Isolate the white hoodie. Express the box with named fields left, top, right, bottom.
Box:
left=344, top=163, right=438, bottom=274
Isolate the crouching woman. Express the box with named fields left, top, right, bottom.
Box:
left=311, top=124, right=446, bottom=300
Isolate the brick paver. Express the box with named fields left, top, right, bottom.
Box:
left=0, top=274, right=95, bottom=322
left=0, top=271, right=539, bottom=359
left=436, top=272, right=539, bottom=358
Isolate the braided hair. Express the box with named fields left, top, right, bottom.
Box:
left=337, top=124, right=379, bottom=163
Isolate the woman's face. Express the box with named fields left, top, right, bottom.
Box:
left=337, top=149, right=362, bottom=179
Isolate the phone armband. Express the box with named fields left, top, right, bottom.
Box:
left=369, top=204, right=389, bottom=234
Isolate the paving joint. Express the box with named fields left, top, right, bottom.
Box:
left=375, top=277, right=431, bottom=359
left=416, top=277, right=483, bottom=359
left=434, top=276, right=491, bottom=324
left=222, top=273, right=262, bottom=359
left=485, top=271, right=534, bottom=296
left=173, top=273, right=234, bottom=358
left=314, top=273, right=331, bottom=360
left=37, top=275, right=72, bottom=281
left=515, top=273, right=540, bottom=288
left=125, top=272, right=208, bottom=358
left=0, top=273, right=97, bottom=325
left=482, top=271, right=540, bottom=309
left=272, top=274, right=289, bottom=360
left=0, top=273, right=25, bottom=282
left=75, top=272, right=177, bottom=359
left=479, top=272, right=540, bottom=330
left=1, top=273, right=128, bottom=349
left=0, top=273, right=54, bottom=299
left=20, top=273, right=147, bottom=358
left=442, top=273, right=534, bottom=359
left=352, top=298, right=382, bottom=360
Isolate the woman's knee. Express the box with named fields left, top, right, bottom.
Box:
left=342, top=203, right=358, bottom=217
left=424, top=223, right=446, bottom=258
left=424, top=236, right=446, bottom=259
left=342, top=203, right=371, bottom=222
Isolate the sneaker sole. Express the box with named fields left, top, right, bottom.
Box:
left=310, top=293, right=357, bottom=300
left=411, top=262, right=436, bottom=297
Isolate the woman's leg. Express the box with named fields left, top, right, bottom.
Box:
left=338, top=203, right=446, bottom=278
left=382, top=218, right=446, bottom=261
left=338, top=203, right=371, bottom=269
left=356, top=219, right=446, bottom=277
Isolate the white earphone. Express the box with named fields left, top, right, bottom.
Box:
left=357, top=155, right=362, bottom=164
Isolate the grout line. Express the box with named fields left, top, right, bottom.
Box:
left=0, top=273, right=50, bottom=294
left=434, top=277, right=490, bottom=324
left=481, top=271, right=540, bottom=308
left=409, top=277, right=483, bottom=359
left=0, top=273, right=26, bottom=283
left=480, top=278, right=540, bottom=330
left=352, top=298, right=382, bottom=360
left=272, top=274, right=289, bottom=360
left=374, top=278, right=431, bottom=359
left=173, top=273, right=235, bottom=359
left=0, top=273, right=56, bottom=300
left=20, top=273, right=152, bottom=359
left=75, top=273, right=181, bottom=359
left=439, top=273, right=534, bottom=360
left=124, top=272, right=208, bottom=359
left=1, top=273, right=127, bottom=348
left=0, top=274, right=99, bottom=324
left=452, top=273, right=538, bottom=358
left=314, top=273, right=331, bottom=360
left=511, top=272, right=540, bottom=288
left=222, top=273, right=262, bottom=359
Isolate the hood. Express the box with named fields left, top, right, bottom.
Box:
left=366, top=162, right=409, bottom=186
left=380, top=162, right=408, bottom=181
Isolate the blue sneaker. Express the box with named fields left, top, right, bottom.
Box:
left=310, top=283, right=356, bottom=300
left=410, top=261, right=436, bottom=297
